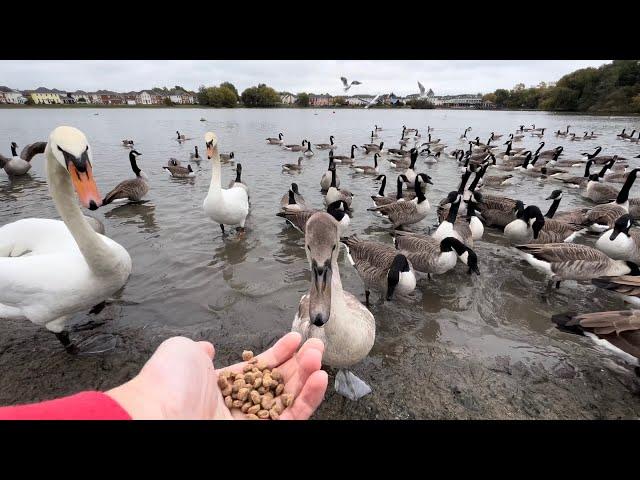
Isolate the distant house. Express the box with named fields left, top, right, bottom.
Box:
left=0, top=86, right=27, bottom=104
left=280, top=93, right=297, bottom=104
left=98, top=91, right=125, bottom=104
left=24, top=88, right=62, bottom=104
left=70, top=91, right=89, bottom=103
left=89, top=93, right=103, bottom=104
left=345, top=97, right=368, bottom=106
left=122, top=92, right=137, bottom=105
left=309, top=94, right=333, bottom=106
left=136, top=91, right=153, bottom=104
left=181, top=93, right=196, bottom=104
left=169, top=94, right=183, bottom=104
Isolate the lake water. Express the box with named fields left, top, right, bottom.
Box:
left=1, top=107, right=640, bottom=419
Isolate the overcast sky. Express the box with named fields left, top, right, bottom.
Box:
left=0, top=60, right=609, bottom=96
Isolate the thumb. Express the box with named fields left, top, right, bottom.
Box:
left=197, top=341, right=215, bottom=360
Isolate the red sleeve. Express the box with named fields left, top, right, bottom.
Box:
left=0, top=391, right=132, bottom=420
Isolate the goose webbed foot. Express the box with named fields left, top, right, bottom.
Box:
left=54, top=331, right=79, bottom=355
left=335, top=369, right=372, bottom=401
left=219, top=224, right=225, bottom=234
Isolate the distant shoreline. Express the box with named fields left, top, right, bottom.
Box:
left=0, top=104, right=637, bottom=116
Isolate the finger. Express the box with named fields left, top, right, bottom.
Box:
left=279, top=347, right=323, bottom=397
left=198, top=341, right=215, bottom=360
left=276, top=337, right=323, bottom=381
left=222, top=332, right=302, bottom=373
left=297, top=337, right=325, bottom=357
left=280, top=370, right=329, bottom=420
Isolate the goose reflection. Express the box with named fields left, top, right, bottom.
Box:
left=274, top=227, right=306, bottom=264
left=104, top=202, right=159, bottom=234
left=211, top=235, right=256, bottom=266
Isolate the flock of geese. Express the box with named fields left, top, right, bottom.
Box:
left=1, top=119, right=640, bottom=402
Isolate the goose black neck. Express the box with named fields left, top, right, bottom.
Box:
left=10, top=144, right=17, bottom=156
left=468, top=168, right=484, bottom=192
left=330, top=168, right=337, bottom=188
left=446, top=196, right=461, bottom=224
left=544, top=197, right=561, bottom=218
left=534, top=143, right=544, bottom=155
left=584, top=160, right=593, bottom=178
left=616, top=169, right=639, bottom=204
left=458, top=169, right=473, bottom=194
left=597, top=161, right=611, bottom=178
left=235, top=169, right=241, bottom=183
left=351, top=145, right=356, bottom=158
left=415, top=177, right=426, bottom=202
left=373, top=154, right=378, bottom=168
left=288, top=189, right=296, bottom=205
left=378, top=175, right=387, bottom=196
left=466, top=199, right=477, bottom=219
left=194, top=146, right=199, bottom=158
left=396, top=176, right=404, bottom=199
left=129, top=152, right=141, bottom=177
left=409, top=150, right=417, bottom=169
left=505, top=142, right=512, bottom=155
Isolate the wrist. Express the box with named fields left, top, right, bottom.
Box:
left=106, top=377, right=166, bottom=420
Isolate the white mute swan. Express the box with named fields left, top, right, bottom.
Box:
left=0, top=126, right=132, bottom=353
left=203, top=132, right=250, bottom=236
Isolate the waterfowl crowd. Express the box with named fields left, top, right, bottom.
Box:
left=2, top=119, right=640, bottom=402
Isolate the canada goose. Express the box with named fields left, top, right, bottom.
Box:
left=281, top=189, right=306, bottom=212
left=202, top=132, right=250, bottom=235
left=568, top=133, right=582, bottom=141
left=282, top=156, right=304, bottom=172
left=0, top=126, right=131, bottom=353
left=595, top=214, right=640, bottom=263
left=490, top=132, right=504, bottom=141
left=190, top=146, right=201, bottom=161
left=163, top=162, right=194, bottom=178
left=555, top=125, right=571, bottom=137
left=167, top=157, right=181, bottom=167
left=477, top=196, right=523, bottom=229
left=460, top=127, right=472, bottom=140
left=582, top=147, right=628, bottom=165
left=326, top=168, right=353, bottom=207
left=283, top=140, right=308, bottom=152
left=228, top=163, right=249, bottom=199
left=511, top=132, right=525, bottom=142
left=403, top=148, right=419, bottom=186
left=370, top=130, right=378, bottom=140
left=340, top=235, right=416, bottom=304
left=617, top=129, right=627, bottom=138
left=592, top=275, right=640, bottom=308
left=315, top=136, right=336, bottom=150
left=462, top=192, right=485, bottom=241
left=375, top=125, right=382, bottom=131
left=421, top=149, right=441, bottom=164
left=304, top=142, right=314, bottom=157
left=504, top=205, right=583, bottom=244
left=630, top=132, right=640, bottom=144
left=553, top=159, right=607, bottom=188
left=320, top=158, right=339, bottom=191
left=387, top=146, right=409, bottom=157
left=361, top=142, right=384, bottom=154
left=531, top=128, right=546, bottom=138
left=371, top=174, right=412, bottom=207
left=394, top=233, right=480, bottom=276
left=367, top=175, right=432, bottom=229
left=434, top=190, right=483, bottom=247
left=280, top=183, right=307, bottom=210
left=277, top=201, right=351, bottom=236
left=292, top=212, right=374, bottom=399
left=176, top=131, right=191, bottom=141
left=351, top=153, right=380, bottom=174
left=0, top=141, right=46, bottom=176
left=620, top=129, right=637, bottom=141
left=582, top=131, right=595, bottom=140
left=584, top=173, right=620, bottom=204
left=103, top=150, right=148, bottom=205
left=122, top=139, right=134, bottom=147
left=516, top=243, right=640, bottom=289
left=403, top=125, right=417, bottom=134
left=437, top=168, right=474, bottom=221
left=580, top=170, right=640, bottom=232
left=482, top=173, right=514, bottom=187
left=220, top=151, right=234, bottom=162
left=331, top=145, right=358, bottom=164
left=551, top=310, right=640, bottom=370
left=266, top=133, right=284, bottom=145
left=629, top=198, right=640, bottom=220
left=543, top=190, right=591, bottom=225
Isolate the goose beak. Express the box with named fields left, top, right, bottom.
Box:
left=309, top=259, right=332, bottom=327
left=609, top=229, right=620, bottom=241
left=67, top=154, right=102, bottom=210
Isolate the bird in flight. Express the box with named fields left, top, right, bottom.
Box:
left=341, top=77, right=363, bottom=92
left=364, top=94, right=381, bottom=109
left=418, top=81, right=426, bottom=97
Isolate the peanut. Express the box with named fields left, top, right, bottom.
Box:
left=269, top=408, right=280, bottom=420
left=258, top=386, right=266, bottom=395
left=282, top=393, right=294, bottom=408
left=243, top=364, right=253, bottom=373
left=241, top=402, right=252, bottom=413
left=247, top=404, right=260, bottom=415
left=253, top=377, right=263, bottom=389
left=237, top=387, right=250, bottom=402
left=224, top=396, right=233, bottom=409
left=246, top=414, right=259, bottom=420
left=232, top=400, right=244, bottom=409
left=244, top=373, right=255, bottom=384
left=271, top=368, right=282, bottom=381
left=242, top=350, right=254, bottom=361
left=261, top=395, right=275, bottom=410
left=217, top=376, right=229, bottom=390
left=250, top=390, right=261, bottom=405
left=275, top=384, right=284, bottom=396
left=257, top=361, right=268, bottom=371
left=257, top=409, right=269, bottom=419
left=221, top=385, right=232, bottom=397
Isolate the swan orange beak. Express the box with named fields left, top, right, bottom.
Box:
left=68, top=161, right=102, bottom=210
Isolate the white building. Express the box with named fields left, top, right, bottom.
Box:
left=1, top=88, right=27, bottom=104
left=280, top=93, right=297, bottom=104
left=89, top=93, right=103, bottom=104
left=136, top=91, right=152, bottom=104
left=169, top=95, right=183, bottom=104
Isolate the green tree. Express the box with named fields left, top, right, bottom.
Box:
left=333, top=96, right=347, bottom=106
left=25, top=97, right=34, bottom=105
left=163, top=97, right=173, bottom=106
left=296, top=92, right=310, bottom=107
left=197, top=85, right=208, bottom=105
left=220, top=82, right=239, bottom=100
left=241, top=84, right=281, bottom=107
left=206, top=86, right=237, bottom=107
left=407, top=99, right=435, bottom=109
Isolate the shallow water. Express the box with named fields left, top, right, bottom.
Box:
left=1, top=108, right=640, bottom=418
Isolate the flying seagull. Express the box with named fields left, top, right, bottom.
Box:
left=341, top=77, right=363, bottom=92
left=418, top=81, right=426, bottom=98
left=364, top=94, right=381, bottom=109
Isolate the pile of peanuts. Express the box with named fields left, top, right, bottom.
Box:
left=218, top=350, right=294, bottom=420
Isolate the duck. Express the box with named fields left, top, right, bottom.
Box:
left=292, top=212, right=375, bottom=399
left=551, top=310, right=640, bottom=371
left=367, top=175, right=432, bottom=229
left=0, top=126, right=131, bottom=353
left=315, top=136, right=336, bottom=150
left=394, top=233, right=480, bottom=276
left=0, top=141, right=46, bottom=176
left=276, top=201, right=351, bottom=236
left=282, top=156, right=304, bottom=172
left=202, top=132, right=250, bottom=235
left=320, top=157, right=339, bottom=191
left=330, top=145, right=358, bottom=165
left=340, top=235, right=416, bottom=305
left=595, top=214, right=640, bottom=263
left=102, top=150, right=149, bottom=205
left=280, top=183, right=307, bottom=210
left=325, top=167, right=353, bottom=207
left=515, top=243, right=640, bottom=289
left=190, top=146, right=201, bottom=161
left=351, top=153, right=380, bottom=174
left=163, top=163, right=195, bottom=178
left=266, top=133, right=284, bottom=145
left=228, top=163, right=249, bottom=199
left=283, top=140, right=308, bottom=152
left=504, top=205, right=583, bottom=244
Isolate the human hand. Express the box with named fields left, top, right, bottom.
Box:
left=106, top=332, right=327, bottom=420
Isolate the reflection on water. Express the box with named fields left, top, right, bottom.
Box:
left=104, top=202, right=159, bottom=234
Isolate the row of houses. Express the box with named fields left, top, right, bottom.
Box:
left=0, top=86, right=197, bottom=105
left=279, top=90, right=494, bottom=108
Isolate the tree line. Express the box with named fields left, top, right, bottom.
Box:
left=483, top=60, right=640, bottom=113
